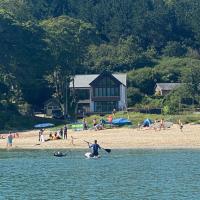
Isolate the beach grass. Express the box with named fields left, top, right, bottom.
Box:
left=1, top=111, right=200, bottom=132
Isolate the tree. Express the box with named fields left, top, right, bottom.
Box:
left=0, top=9, right=51, bottom=108
left=162, top=41, right=187, bottom=57
left=41, top=15, right=98, bottom=115
left=127, top=87, right=143, bottom=106
left=181, top=65, right=200, bottom=105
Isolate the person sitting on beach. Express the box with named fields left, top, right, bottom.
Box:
left=94, top=123, right=103, bottom=131
left=49, top=133, right=53, bottom=140
left=53, top=132, right=58, bottom=140
left=87, top=140, right=101, bottom=157
left=93, top=118, right=97, bottom=127
left=7, top=132, right=13, bottom=147
left=53, top=132, right=61, bottom=140
left=100, top=118, right=106, bottom=128
left=0, top=134, right=5, bottom=139
left=56, top=130, right=62, bottom=139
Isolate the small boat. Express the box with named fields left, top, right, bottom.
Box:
left=54, top=152, right=65, bottom=157
left=84, top=152, right=101, bottom=159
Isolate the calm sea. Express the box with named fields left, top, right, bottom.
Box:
left=0, top=149, right=200, bottom=200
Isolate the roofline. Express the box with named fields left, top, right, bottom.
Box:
left=89, top=71, right=125, bottom=86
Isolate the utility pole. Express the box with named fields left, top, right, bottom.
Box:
left=64, top=79, right=68, bottom=121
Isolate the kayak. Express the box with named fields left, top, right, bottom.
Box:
left=85, top=152, right=101, bottom=159
left=54, top=152, right=66, bottom=157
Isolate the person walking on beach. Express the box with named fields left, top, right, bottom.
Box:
left=83, top=118, right=88, bottom=130
left=63, top=125, right=68, bottom=139
left=59, top=128, right=63, bottom=139
left=39, top=129, right=44, bottom=141
left=40, top=130, right=45, bottom=142
left=87, top=140, right=101, bottom=157
left=159, top=118, right=165, bottom=131
left=7, top=132, right=13, bottom=147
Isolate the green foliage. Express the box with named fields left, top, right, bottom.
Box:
left=127, top=87, right=143, bottom=106
left=85, top=36, right=153, bottom=72
left=162, top=41, right=187, bottom=57
left=1, top=0, right=200, bottom=129
left=128, top=67, right=157, bottom=95
left=181, top=65, right=200, bottom=96
left=162, top=105, right=170, bottom=115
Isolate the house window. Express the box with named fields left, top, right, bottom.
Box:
left=94, top=101, right=118, bottom=112
left=92, top=75, right=120, bottom=97
left=93, top=87, right=119, bottom=97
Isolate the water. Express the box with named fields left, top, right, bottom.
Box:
left=0, top=149, right=200, bottom=200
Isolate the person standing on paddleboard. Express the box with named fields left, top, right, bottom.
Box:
left=88, top=140, right=101, bottom=157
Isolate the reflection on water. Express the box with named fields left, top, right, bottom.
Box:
left=0, top=149, right=200, bottom=200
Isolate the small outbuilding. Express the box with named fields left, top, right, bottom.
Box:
left=44, top=98, right=62, bottom=116
left=155, top=83, right=181, bottom=96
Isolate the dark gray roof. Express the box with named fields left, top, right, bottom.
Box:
left=156, top=83, right=181, bottom=91
left=70, top=74, right=127, bottom=88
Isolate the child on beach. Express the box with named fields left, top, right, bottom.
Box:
left=179, top=119, right=183, bottom=132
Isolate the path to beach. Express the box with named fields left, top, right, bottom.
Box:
left=0, top=124, right=200, bottom=149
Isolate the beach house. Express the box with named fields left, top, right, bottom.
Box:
left=44, top=98, right=62, bottom=116
left=70, top=71, right=127, bottom=115
left=155, top=83, right=181, bottom=96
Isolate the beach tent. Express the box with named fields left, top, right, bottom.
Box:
left=143, top=119, right=153, bottom=127
left=111, top=118, right=132, bottom=126
left=34, top=123, right=54, bottom=128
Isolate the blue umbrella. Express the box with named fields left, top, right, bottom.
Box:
left=34, top=123, right=55, bottom=128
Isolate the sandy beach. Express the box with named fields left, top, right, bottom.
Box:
left=0, top=124, right=200, bottom=149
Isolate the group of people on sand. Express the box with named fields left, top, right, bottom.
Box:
left=138, top=118, right=184, bottom=132
left=39, top=124, right=68, bottom=142
left=93, top=118, right=104, bottom=131
left=82, top=118, right=105, bottom=131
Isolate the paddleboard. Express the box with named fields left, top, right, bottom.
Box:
left=84, top=152, right=101, bottom=159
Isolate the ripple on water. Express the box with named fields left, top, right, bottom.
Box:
left=0, top=149, right=200, bottom=200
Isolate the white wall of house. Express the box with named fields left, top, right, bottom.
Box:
left=119, top=84, right=127, bottom=110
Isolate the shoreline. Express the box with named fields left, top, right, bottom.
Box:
left=1, top=124, right=200, bottom=150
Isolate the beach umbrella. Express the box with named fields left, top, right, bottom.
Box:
left=34, top=123, right=55, bottom=128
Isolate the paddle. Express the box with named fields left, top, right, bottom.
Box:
left=84, top=140, right=111, bottom=153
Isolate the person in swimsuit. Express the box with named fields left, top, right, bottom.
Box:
left=7, top=132, right=13, bottom=147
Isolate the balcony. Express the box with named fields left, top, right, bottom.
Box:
left=91, top=96, right=120, bottom=101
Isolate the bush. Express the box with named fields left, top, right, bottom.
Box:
left=127, top=87, right=143, bottom=106
left=162, top=41, right=187, bottom=57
